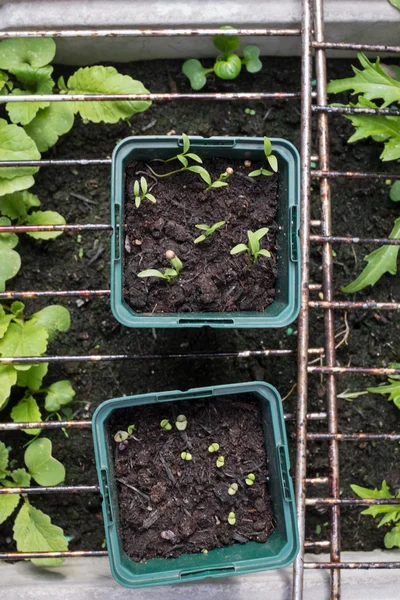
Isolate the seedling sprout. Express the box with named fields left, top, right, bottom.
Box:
left=133, top=176, right=156, bottom=208
left=227, top=512, right=237, bottom=526
left=181, top=451, right=192, bottom=461
left=228, top=483, right=238, bottom=496
left=245, top=473, right=256, bottom=486
left=194, top=221, right=226, bottom=244
left=160, top=419, right=172, bottom=431
left=175, top=414, right=188, bottom=431
left=208, top=442, right=220, bottom=453
left=114, top=431, right=128, bottom=443
left=231, top=228, right=271, bottom=266
left=216, top=456, right=225, bottom=468
left=138, top=250, right=183, bottom=283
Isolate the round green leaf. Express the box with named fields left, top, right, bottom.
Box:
left=390, top=181, right=400, bottom=202
left=0, top=365, right=17, bottom=410
left=242, top=45, right=263, bottom=73
left=17, top=363, right=49, bottom=391
left=0, top=190, right=40, bottom=219
left=0, top=119, right=40, bottom=181
left=24, top=103, right=75, bottom=152
left=182, top=59, right=207, bottom=91
left=45, top=380, right=75, bottom=413
left=213, top=26, right=240, bottom=54
left=0, top=38, right=56, bottom=70
left=11, top=395, right=42, bottom=435
left=66, top=66, right=151, bottom=123
left=31, top=305, right=70, bottom=340
left=214, top=54, right=242, bottom=80
left=24, top=438, right=65, bottom=486
left=25, top=210, right=66, bottom=240
left=0, top=175, right=35, bottom=197
left=13, top=503, right=68, bottom=566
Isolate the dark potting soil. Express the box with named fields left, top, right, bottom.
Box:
left=123, top=158, right=278, bottom=314
left=110, top=394, right=275, bottom=561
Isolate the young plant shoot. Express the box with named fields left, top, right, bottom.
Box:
left=180, top=451, right=192, bottom=461
left=137, top=250, right=183, bottom=283
left=216, top=456, right=225, bottom=468
left=133, top=176, right=156, bottom=208
left=227, top=511, right=237, bottom=526
left=245, top=473, right=256, bottom=486
left=249, top=137, right=278, bottom=177
left=204, top=167, right=233, bottom=193
left=208, top=442, right=220, bottom=453
left=228, top=483, right=238, bottom=496
left=154, top=133, right=202, bottom=167
left=160, top=419, right=172, bottom=431
left=194, top=221, right=226, bottom=244
left=175, top=414, right=188, bottom=431
left=114, top=431, right=128, bottom=443
left=230, top=228, right=271, bottom=266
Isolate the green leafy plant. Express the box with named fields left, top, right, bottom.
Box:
left=228, top=483, right=238, bottom=496
left=137, top=250, right=183, bottom=283
left=204, top=168, right=233, bottom=192
left=366, top=363, right=400, bottom=409
left=208, top=442, right=220, bottom=453
left=182, top=26, right=262, bottom=90
left=230, top=228, right=271, bottom=266
left=194, top=221, right=226, bottom=244
left=114, top=431, right=128, bottom=442
left=160, top=418, right=172, bottom=431
left=0, top=438, right=68, bottom=565
left=127, top=424, right=135, bottom=435
left=175, top=414, right=188, bottom=431
left=351, top=480, right=400, bottom=548
left=245, top=473, right=256, bottom=486
left=133, top=177, right=156, bottom=208
left=180, top=451, right=192, bottom=461
left=249, top=137, right=278, bottom=177
left=216, top=456, right=225, bottom=468
left=327, top=53, right=400, bottom=291
left=227, top=511, right=236, bottom=525
left=153, top=133, right=202, bottom=167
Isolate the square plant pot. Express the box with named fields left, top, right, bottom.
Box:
left=111, top=135, right=300, bottom=328
left=92, top=381, right=299, bottom=588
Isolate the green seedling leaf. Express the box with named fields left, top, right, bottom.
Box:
left=25, top=103, right=75, bottom=152
left=31, top=305, right=70, bottom=340
left=175, top=414, right=188, bottom=431
left=0, top=217, right=18, bottom=250
left=114, top=431, right=128, bottom=442
left=342, top=217, right=400, bottom=292
left=182, top=132, right=190, bottom=154
left=390, top=181, right=400, bottom=201
left=0, top=309, right=13, bottom=339
left=160, top=419, right=172, bottom=431
left=0, top=118, right=40, bottom=185
left=212, top=26, right=240, bottom=54
left=227, top=511, right=236, bottom=525
left=0, top=190, right=40, bottom=220
left=0, top=38, right=56, bottom=70
left=13, top=503, right=68, bottom=566
left=0, top=320, right=48, bottom=368
left=245, top=473, right=256, bottom=486
left=66, top=66, right=151, bottom=123
left=186, top=165, right=212, bottom=185
left=180, top=451, right=192, bottom=461
left=264, top=136, right=272, bottom=157
left=45, top=380, right=75, bottom=413
left=24, top=438, right=65, bottom=486
left=242, top=45, right=262, bottom=73
left=11, top=468, right=31, bottom=487
left=0, top=493, right=20, bottom=525
left=185, top=153, right=202, bottom=163
left=0, top=175, right=35, bottom=197
left=267, top=155, right=278, bottom=172
left=182, top=59, right=208, bottom=91
left=208, top=442, right=220, bottom=453
left=6, top=66, right=54, bottom=126
left=228, top=483, right=238, bottom=496
left=0, top=440, right=8, bottom=474
left=11, top=395, right=42, bottom=435
left=214, top=54, right=242, bottom=80
left=0, top=365, right=17, bottom=410
left=367, top=377, right=400, bottom=409
left=254, top=227, right=269, bottom=241
left=230, top=243, right=248, bottom=255
left=216, top=456, right=225, bottom=468
left=385, top=526, right=400, bottom=549
left=248, top=169, right=262, bottom=177
left=127, top=424, right=135, bottom=435
left=327, top=53, right=400, bottom=107
left=11, top=301, right=24, bottom=316
left=137, top=269, right=168, bottom=280
left=0, top=70, right=8, bottom=91
left=248, top=230, right=260, bottom=255
left=17, top=363, right=48, bottom=392
left=25, top=210, right=66, bottom=240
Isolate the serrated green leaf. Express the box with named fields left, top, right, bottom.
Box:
left=0, top=313, right=13, bottom=339
left=0, top=441, right=8, bottom=473
left=66, top=66, right=151, bottom=123
left=16, top=363, right=48, bottom=391
left=0, top=70, right=8, bottom=91
left=214, top=54, right=242, bottom=80
left=11, top=395, right=42, bottom=435
left=0, top=38, right=56, bottom=70
left=0, top=320, right=48, bottom=360
left=24, top=210, right=66, bottom=240
left=11, top=468, right=31, bottom=487
left=367, top=379, right=400, bottom=407
left=385, top=526, right=400, bottom=549
left=0, top=365, right=17, bottom=410
left=24, top=102, right=75, bottom=152
left=213, top=26, right=240, bottom=54
left=45, top=380, right=75, bottom=413
left=13, top=502, right=68, bottom=566
left=0, top=175, right=35, bottom=197
left=327, top=53, right=400, bottom=107
left=351, top=480, right=393, bottom=499
left=342, top=217, right=400, bottom=292
left=24, top=438, right=65, bottom=486
left=31, top=306, right=70, bottom=340
left=0, top=190, right=40, bottom=219
left=182, top=59, right=207, bottom=91
left=0, top=492, right=20, bottom=525
left=390, top=181, right=400, bottom=201
left=0, top=245, right=21, bottom=291
left=0, top=119, right=40, bottom=182
left=10, top=301, right=24, bottom=316
left=242, top=45, right=262, bottom=74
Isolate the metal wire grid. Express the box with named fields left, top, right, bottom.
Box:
left=0, top=1, right=399, bottom=597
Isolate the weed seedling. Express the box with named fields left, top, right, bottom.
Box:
left=194, top=221, right=226, bottom=244
left=244, top=108, right=256, bottom=116
left=227, top=511, right=237, bottom=525
left=114, top=431, right=128, bottom=443
left=208, top=442, right=220, bottom=453
left=181, top=451, right=192, bottom=461
left=230, top=228, right=271, bottom=266
left=216, top=456, right=225, bottom=468
left=245, top=473, right=256, bottom=486
left=138, top=250, right=183, bottom=283
left=175, top=414, right=188, bottom=431
left=133, top=176, right=156, bottom=208
left=249, top=137, right=278, bottom=177
left=160, top=419, right=172, bottom=431
left=228, top=483, right=238, bottom=496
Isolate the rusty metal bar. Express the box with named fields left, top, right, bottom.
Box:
left=0, top=92, right=302, bottom=104
left=0, top=224, right=111, bottom=233
left=304, top=541, right=331, bottom=548
left=306, top=498, right=400, bottom=506
left=311, top=170, right=400, bottom=180
left=0, top=28, right=302, bottom=39
left=293, top=1, right=313, bottom=598
left=308, top=366, right=400, bottom=375
left=0, top=551, right=108, bottom=560
left=305, top=477, right=330, bottom=485
left=309, top=301, right=400, bottom=310
left=0, top=159, right=111, bottom=167
left=313, top=105, right=400, bottom=117
left=311, top=235, right=400, bottom=246
left=312, top=41, right=400, bottom=53
left=308, top=433, right=400, bottom=441
left=305, top=563, right=400, bottom=570
left=0, top=290, right=110, bottom=300
left=0, top=485, right=99, bottom=495
left=314, top=2, right=340, bottom=597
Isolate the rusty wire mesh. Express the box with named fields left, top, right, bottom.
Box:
left=0, top=1, right=399, bottom=598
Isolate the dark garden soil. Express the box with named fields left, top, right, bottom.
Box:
left=1, top=56, right=400, bottom=557
left=124, top=159, right=278, bottom=314
left=110, top=395, right=274, bottom=560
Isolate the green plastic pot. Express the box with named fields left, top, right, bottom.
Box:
left=92, top=381, right=299, bottom=588
left=111, top=135, right=300, bottom=328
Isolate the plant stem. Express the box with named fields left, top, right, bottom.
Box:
left=146, top=164, right=186, bottom=179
